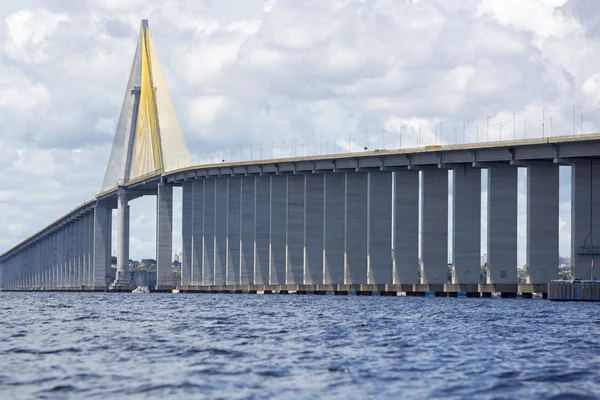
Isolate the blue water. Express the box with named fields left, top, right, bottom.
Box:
left=1, top=293, right=599, bottom=399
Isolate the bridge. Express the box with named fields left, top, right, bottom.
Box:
left=1, top=21, right=599, bottom=297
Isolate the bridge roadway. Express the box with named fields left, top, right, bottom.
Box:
left=2, top=134, right=600, bottom=296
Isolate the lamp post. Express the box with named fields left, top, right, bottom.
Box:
left=513, top=112, right=519, bottom=141
left=463, top=119, right=469, bottom=144
left=542, top=109, right=551, bottom=138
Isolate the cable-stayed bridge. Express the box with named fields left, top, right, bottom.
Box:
left=2, top=20, right=600, bottom=297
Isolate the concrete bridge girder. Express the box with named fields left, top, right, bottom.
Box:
left=4, top=135, right=600, bottom=291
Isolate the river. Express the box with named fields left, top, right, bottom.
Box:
left=0, top=292, right=598, bottom=399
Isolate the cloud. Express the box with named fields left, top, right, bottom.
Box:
left=3, top=8, right=69, bottom=63
left=0, top=0, right=598, bottom=262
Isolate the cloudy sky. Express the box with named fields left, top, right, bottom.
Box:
left=0, top=0, right=598, bottom=263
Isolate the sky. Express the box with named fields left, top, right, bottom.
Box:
left=0, top=0, right=599, bottom=263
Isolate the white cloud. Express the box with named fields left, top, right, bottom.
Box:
left=0, top=0, right=598, bottom=262
left=188, top=95, right=227, bottom=127
left=0, top=66, right=50, bottom=111
left=3, top=8, right=69, bottom=63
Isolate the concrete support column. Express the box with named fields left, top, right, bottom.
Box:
left=192, top=180, right=204, bottom=285
left=116, top=190, right=131, bottom=284
left=368, top=171, right=393, bottom=285
left=240, top=177, right=255, bottom=285
left=72, top=223, right=78, bottom=287
left=81, top=217, right=87, bottom=287
left=33, top=243, right=39, bottom=288
left=226, top=177, right=241, bottom=285
left=394, top=170, right=419, bottom=286
left=40, top=240, right=46, bottom=288
left=62, top=227, right=68, bottom=288
left=56, top=231, right=62, bottom=288
left=214, top=178, right=228, bottom=285
left=345, top=173, right=368, bottom=285
left=52, top=231, right=58, bottom=288
left=324, top=173, right=345, bottom=285
left=86, top=213, right=93, bottom=287
left=67, top=224, right=74, bottom=287
left=452, top=165, right=481, bottom=286
left=203, top=179, right=215, bottom=285
left=527, top=164, right=559, bottom=284
left=40, top=241, right=45, bottom=288
left=181, top=181, right=193, bottom=287
left=75, top=220, right=81, bottom=287
left=571, top=160, right=600, bottom=279
left=421, top=169, right=449, bottom=287
left=156, top=181, right=174, bottom=289
left=304, top=174, right=324, bottom=285
left=487, top=165, right=518, bottom=286
left=93, top=205, right=112, bottom=289
left=254, top=176, right=270, bottom=285
left=270, top=175, right=286, bottom=285
left=286, top=175, right=305, bottom=285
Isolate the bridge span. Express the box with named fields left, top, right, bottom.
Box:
left=1, top=21, right=599, bottom=297
left=2, top=134, right=600, bottom=296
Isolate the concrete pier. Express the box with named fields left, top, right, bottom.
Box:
left=192, top=180, right=204, bottom=285
left=156, top=181, right=174, bottom=290
left=324, top=173, right=345, bottom=285
left=255, top=176, right=270, bottom=285
left=270, top=176, right=287, bottom=285
left=304, top=174, right=324, bottom=285
left=240, top=177, right=255, bottom=285
left=421, top=169, right=448, bottom=289
left=181, top=181, right=193, bottom=286
left=486, top=165, right=518, bottom=294
left=214, top=178, right=228, bottom=285
left=203, top=179, right=216, bottom=285
left=286, top=175, right=305, bottom=284
left=394, top=170, right=419, bottom=287
left=226, top=177, right=241, bottom=285
left=527, top=164, right=559, bottom=285
left=449, top=165, right=481, bottom=293
left=368, top=171, right=392, bottom=284
left=571, top=160, right=600, bottom=280
left=111, top=189, right=132, bottom=291
left=345, top=173, right=368, bottom=284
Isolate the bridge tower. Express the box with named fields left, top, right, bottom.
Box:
left=103, top=20, right=191, bottom=290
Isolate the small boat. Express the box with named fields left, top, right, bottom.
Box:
left=132, top=286, right=149, bottom=293
left=172, top=289, right=180, bottom=293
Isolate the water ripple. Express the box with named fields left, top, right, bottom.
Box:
left=0, top=293, right=599, bottom=399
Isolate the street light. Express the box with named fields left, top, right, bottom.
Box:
left=513, top=112, right=519, bottom=141
left=463, top=119, right=469, bottom=144
left=542, top=109, right=552, bottom=138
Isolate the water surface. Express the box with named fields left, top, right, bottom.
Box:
left=1, top=293, right=599, bottom=399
